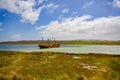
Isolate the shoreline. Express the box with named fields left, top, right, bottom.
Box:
left=0, top=51, right=120, bottom=56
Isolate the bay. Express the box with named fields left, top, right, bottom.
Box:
left=0, top=44, right=120, bottom=54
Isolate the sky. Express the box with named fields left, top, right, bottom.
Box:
left=0, top=0, right=120, bottom=42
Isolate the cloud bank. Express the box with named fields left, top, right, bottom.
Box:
left=0, top=0, right=59, bottom=24
left=112, top=0, right=120, bottom=8
left=36, top=15, right=120, bottom=40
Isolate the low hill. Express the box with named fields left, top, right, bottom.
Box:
left=0, top=40, right=120, bottom=45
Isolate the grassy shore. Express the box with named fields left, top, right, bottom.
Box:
left=0, top=51, right=120, bottom=80
left=0, top=40, right=120, bottom=45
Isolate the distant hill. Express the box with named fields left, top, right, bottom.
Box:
left=0, top=40, right=120, bottom=45
left=0, top=40, right=41, bottom=44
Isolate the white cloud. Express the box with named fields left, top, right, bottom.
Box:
left=38, top=0, right=43, bottom=4
left=83, top=0, right=94, bottom=8
left=36, top=15, right=120, bottom=40
left=0, top=0, right=59, bottom=24
left=0, top=0, right=19, bottom=13
left=46, top=2, right=59, bottom=9
left=112, top=0, right=120, bottom=8
left=0, top=0, right=43, bottom=24
left=45, top=2, right=59, bottom=14
left=0, top=22, right=3, bottom=31
left=62, top=8, right=69, bottom=14
left=20, top=6, right=44, bottom=24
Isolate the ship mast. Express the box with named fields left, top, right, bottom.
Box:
left=54, top=37, right=56, bottom=44
left=47, top=37, right=50, bottom=44
left=41, top=36, right=44, bottom=43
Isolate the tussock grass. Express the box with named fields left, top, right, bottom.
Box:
left=0, top=51, right=120, bottom=80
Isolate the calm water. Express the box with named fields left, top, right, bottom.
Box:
left=0, top=44, right=120, bottom=54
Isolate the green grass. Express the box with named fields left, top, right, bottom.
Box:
left=0, top=51, right=120, bottom=80
left=0, top=40, right=120, bottom=45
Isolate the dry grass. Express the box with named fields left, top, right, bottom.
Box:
left=0, top=51, right=120, bottom=80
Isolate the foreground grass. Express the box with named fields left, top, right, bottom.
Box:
left=0, top=51, right=120, bottom=80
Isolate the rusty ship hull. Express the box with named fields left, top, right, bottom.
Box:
left=38, top=44, right=60, bottom=49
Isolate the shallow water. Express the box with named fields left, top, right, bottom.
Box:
left=0, top=44, right=120, bottom=54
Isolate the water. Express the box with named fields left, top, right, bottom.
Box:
left=0, top=44, right=120, bottom=54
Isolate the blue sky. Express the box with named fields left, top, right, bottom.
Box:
left=0, top=0, right=120, bottom=42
